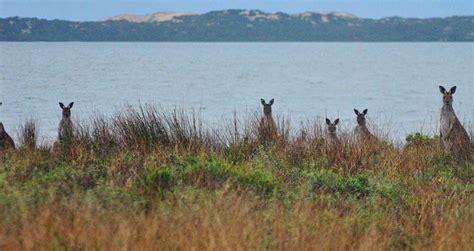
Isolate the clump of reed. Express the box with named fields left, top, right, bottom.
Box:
left=72, top=106, right=221, bottom=155
left=17, top=118, right=38, bottom=149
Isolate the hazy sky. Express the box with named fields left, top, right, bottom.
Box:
left=0, top=0, right=472, bottom=21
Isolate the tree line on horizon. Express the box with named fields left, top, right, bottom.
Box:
left=1, top=10, right=473, bottom=41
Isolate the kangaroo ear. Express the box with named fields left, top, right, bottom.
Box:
left=326, top=118, right=330, bottom=125
left=59, top=102, right=65, bottom=109
left=450, top=86, right=456, bottom=94
left=335, top=119, right=340, bottom=125
left=439, top=86, right=446, bottom=94
left=269, top=99, right=274, bottom=105
left=354, top=109, right=359, bottom=115
left=68, top=102, right=74, bottom=109
left=363, top=109, right=368, bottom=115
left=260, top=98, right=266, bottom=105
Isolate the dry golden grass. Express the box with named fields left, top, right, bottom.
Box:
left=2, top=188, right=471, bottom=250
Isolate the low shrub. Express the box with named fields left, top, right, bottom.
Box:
left=308, top=169, right=371, bottom=198
left=405, top=132, right=437, bottom=146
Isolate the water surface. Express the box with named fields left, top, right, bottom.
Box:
left=1, top=42, right=472, bottom=143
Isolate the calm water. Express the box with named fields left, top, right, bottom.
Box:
left=1, top=42, right=473, bottom=143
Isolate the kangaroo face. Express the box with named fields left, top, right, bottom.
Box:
left=261, top=98, right=274, bottom=116
left=439, top=86, right=456, bottom=105
left=354, top=109, right=368, bottom=125
left=326, top=118, right=339, bottom=133
left=59, top=102, right=74, bottom=119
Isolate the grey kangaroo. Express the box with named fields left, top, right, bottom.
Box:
left=353, top=108, right=376, bottom=142
left=0, top=102, right=15, bottom=151
left=57, top=102, right=75, bottom=143
left=259, top=98, right=277, bottom=143
left=326, top=118, right=341, bottom=146
left=0, top=122, right=15, bottom=151
left=438, top=86, right=471, bottom=163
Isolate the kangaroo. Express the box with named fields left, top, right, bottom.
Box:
left=438, top=86, right=471, bottom=164
left=353, top=108, right=376, bottom=143
left=326, top=118, right=341, bottom=146
left=0, top=122, right=15, bottom=151
left=259, top=98, right=277, bottom=144
left=0, top=102, right=15, bottom=151
left=57, top=102, right=75, bottom=143
left=325, top=118, right=343, bottom=164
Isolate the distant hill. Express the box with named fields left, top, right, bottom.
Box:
left=107, top=12, right=195, bottom=23
left=1, top=9, right=473, bottom=41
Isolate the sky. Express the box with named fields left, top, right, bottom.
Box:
left=0, top=0, right=472, bottom=21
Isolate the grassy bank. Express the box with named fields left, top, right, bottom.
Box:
left=0, top=106, right=473, bottom=250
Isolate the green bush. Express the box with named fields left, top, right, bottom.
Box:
left=140, top=155, right=279, bottom=195
left=142, top=167, right=177, bottom=193
left=308, top=169, right=371, bottom=198
left=346, top=175, right=370, bottom=196
left=405, top=132, right=436, bottom=146
left=194, top=157, right=278, bottom=195
left=235, top=168, right=277, bottom=195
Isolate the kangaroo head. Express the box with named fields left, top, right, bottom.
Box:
left=261, top=98, right=274, bottom=116
left=326, top=118, right=339, bottom=133
left=59, top=102, right=74, bottom=118
left=354, top=108, right=368, bottom=125
left=439, top=86, right=456, bottom=105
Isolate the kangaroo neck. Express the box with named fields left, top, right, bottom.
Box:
left=441, top=104, right=454, bottom=113
left=328, top=131, right=337, bottom=138
left=61, top=116, right=71, bottom=122
left=60, top=117, right=72, bottom=128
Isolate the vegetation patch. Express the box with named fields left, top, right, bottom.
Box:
left=0, top=107, right=472, bottom=250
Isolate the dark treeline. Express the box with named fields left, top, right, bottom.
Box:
left=1, top=10, right=473, bottom=41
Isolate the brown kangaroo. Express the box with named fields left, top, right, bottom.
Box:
left=58, top=102, right=75, bottom=142
left=0, top=102, right=15, bottom=151
left=325, top=118, right=343, bottom=164
left=438, top=86, right=471, bottom=164
left=353, top=108, right=376, bottom=143
left=53, top=102, right=75, bottom=154
left=0, top=122, right=15, bottom=151
left=326, top=118, right=341, bottom=147
left=259, top=98, right=277, bottom=144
